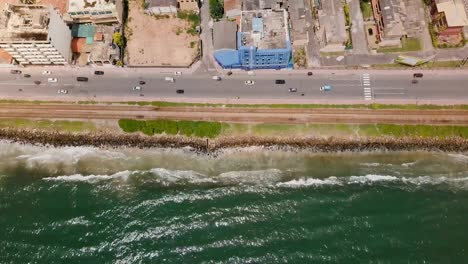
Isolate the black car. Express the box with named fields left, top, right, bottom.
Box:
left=24, top=74, right=31, bottom=78
left=10, top=70, right=21, bottom=74
left=275, top=79, right=286, bottom=84
left=139, top=80, right=146, bottom=85
left=176, top=89, right=184, bottom=94
left=307, top=72, right=313, bottom=76
left=413, top=73, right=423, bottom=78
left=94, top=71, right=104, bottom=75
left=76, top=77, right=88, bottom=82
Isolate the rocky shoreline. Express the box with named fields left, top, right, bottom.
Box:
left=0, top=128, right=467, bottom=153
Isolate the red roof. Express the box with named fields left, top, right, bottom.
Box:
left=71, top=38, right=87, bottom=53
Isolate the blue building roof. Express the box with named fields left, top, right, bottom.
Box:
left=214, top=49, right=240, bottom=68
left=71, top=24, right=96, bottom=39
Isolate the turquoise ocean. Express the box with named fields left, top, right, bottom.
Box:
left=0, top=141, right=467, bottom=263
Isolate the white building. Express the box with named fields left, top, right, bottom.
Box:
left=0, top=4, right=72, bottom=65
left=64, top=0, right=121, bottom=24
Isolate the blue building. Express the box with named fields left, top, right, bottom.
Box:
left=214, top=9, right=293, bottom=70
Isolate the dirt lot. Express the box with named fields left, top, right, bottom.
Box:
left=125, top=0, right=199, bottom=66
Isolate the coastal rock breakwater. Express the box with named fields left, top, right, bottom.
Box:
left=0, top=128, right=467, bottom=153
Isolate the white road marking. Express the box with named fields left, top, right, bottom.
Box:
left=361, top=74, right=372, bottom=100
left=374, top=92, right=405, bottom=95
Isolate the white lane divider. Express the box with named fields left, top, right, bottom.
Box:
left=362, top=73, right=372, bottom=100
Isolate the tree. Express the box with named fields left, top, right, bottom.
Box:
left=113, top=32, right=124, bottom=47
left=209, top=0, right=223, bottom=20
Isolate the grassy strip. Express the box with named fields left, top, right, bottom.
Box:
left=0, top=119, right=96, bottom=133
left=119, top=119, right=222, bottom=138
left=125, top=101, right=468, bottom=110
left=0, top=99, right=467, bottom=111
left=222, top=123, right=468, bottom=138
left=119, top=119, right=468, bottom=139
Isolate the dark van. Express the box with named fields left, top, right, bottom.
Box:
left=275, top=79, right=286, bottom=84
left=77, top=77, right=88, bottom=82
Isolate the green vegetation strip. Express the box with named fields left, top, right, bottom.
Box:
left=124, top=101, right=468, bottom=110
left=119, top=119, right=222, bottom=138
left=0, top=119, right=96, bottom=133
left=119, top=119, right=468, bottom=139
left=0, top=99, right=468, bottom=110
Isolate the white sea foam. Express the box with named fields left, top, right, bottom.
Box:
left=44, top=170, right=132, bottom=183
left=277, top=177, right=341, bottom=187
left=401, top=161, right=417, bottom=167
left=348, top=175, right=399, bottom=184
left=149, top=168, right=214, bottom=185
left=218, top=169, right=282, bottom=185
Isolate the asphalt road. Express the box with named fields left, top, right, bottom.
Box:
left=0, top=68, right=467, bottom=103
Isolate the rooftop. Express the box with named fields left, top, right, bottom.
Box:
left=317, top=0, right=347, bottom=44
left=68, top=0, right=116, bottom=11
left=213, top=20, right=238, bottom=50
left=0, top=4, right=49, bottom=42
left=378, top=0, right=407, bottom=37
left=243, top=0, right=284, bottom=10
left=240, top=9, right=289, bottom=49
left=146, top=0, right=178, bottom=8
left=435, top=0, right=468, bottom=27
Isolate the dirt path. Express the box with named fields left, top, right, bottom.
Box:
left=0, top=104, right=467, bottom=125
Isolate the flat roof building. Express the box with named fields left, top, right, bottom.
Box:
left=0, top=4, right=72, bottom=65
left=64, top=0, right=120, bottom=24
left=214, top=9, right=292, bottom=70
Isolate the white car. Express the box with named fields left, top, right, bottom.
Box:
left=212, top=76, right=221, bottom=81
left=245, top=80, right=254, bottom=85
left=48, top=78, right=58, bottom=83
left=57, top=89, right=68, bottom=94
left=42, top=70, right=51, bottom=75
left=132, top=86, right=142, bottom=91
left=174, top=71, right=182, bottom=75
left=288, top=88, right=297, bottom=92
left=165, top=76, right=175, bottom=82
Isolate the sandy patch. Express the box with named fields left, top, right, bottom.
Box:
left=125, top=0, right=199, bottom=66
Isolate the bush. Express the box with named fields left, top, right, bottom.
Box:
left=118, top=119, right=223, bottom=138
left=113, top=32, right=125, bottom=47
left=209, top=0, right=224, bottom=19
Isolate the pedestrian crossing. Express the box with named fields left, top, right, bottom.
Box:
left=362, top=73, right=372, bottom=100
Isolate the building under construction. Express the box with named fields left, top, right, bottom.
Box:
left=0, top=3, right=71, bottom=65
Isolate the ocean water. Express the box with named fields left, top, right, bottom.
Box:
left=0, top=141, right=467, bottom=263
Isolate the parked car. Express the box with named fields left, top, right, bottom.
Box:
left=76, top=77, right=88, bottom=82
left=176, top=89, right=184, bottom=94
left=307, top=72, right=313, bottom=76
left=139, top=80, right=146, bottom=85
left=412, top=80, right=418, bottom=84
left=212, top=76, right=221, bottom=81
left=23, top=74, right=31, bottom=78
left=94, top=71, right=104, bottom=75
left=245, top=80, right=255, bottom=85
left=227, top=71, right=233, bottom=76
left=10, top=70, right=21, bottom=74
left=275, top=79, right=286, bottom=84
left=174, top=71, right=182, bottom=75
left=165, top=76, right=175, bottom=82
left=34, top=80, right=41, bottom=85
left=288, top=88, right=297, bottom=92
left=48, top=78, right=58, bottom=83
left=42, top=70, right=51, bottom=75
left=57, top=89, right=68, bottom=94
left=132, top=86, right=142, bottom=91
left=320, top=85, right=332, bottom=91
left=413, top=73, right=423, bottom=78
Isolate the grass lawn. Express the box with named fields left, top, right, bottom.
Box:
left=359, top=0, right=373, bottom=20
left=377, top=38, right=422, bottom=53
left=372, top=60, right=468, bottom=69
left=119, top=119, right=468, bottom=139
left=0, top=119, right=96, bottom=133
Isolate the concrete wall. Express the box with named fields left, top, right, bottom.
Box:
left=47, top=6, right=72, bottom=63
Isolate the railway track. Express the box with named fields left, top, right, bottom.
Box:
left=0, top=104, right=467, bottom=125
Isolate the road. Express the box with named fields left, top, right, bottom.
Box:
left=0, top=68, right=467, bottom=103
left=0, top=104, right=467, bottom=125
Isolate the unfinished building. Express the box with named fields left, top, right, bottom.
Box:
left=0, top=3, right=71, bottom=65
